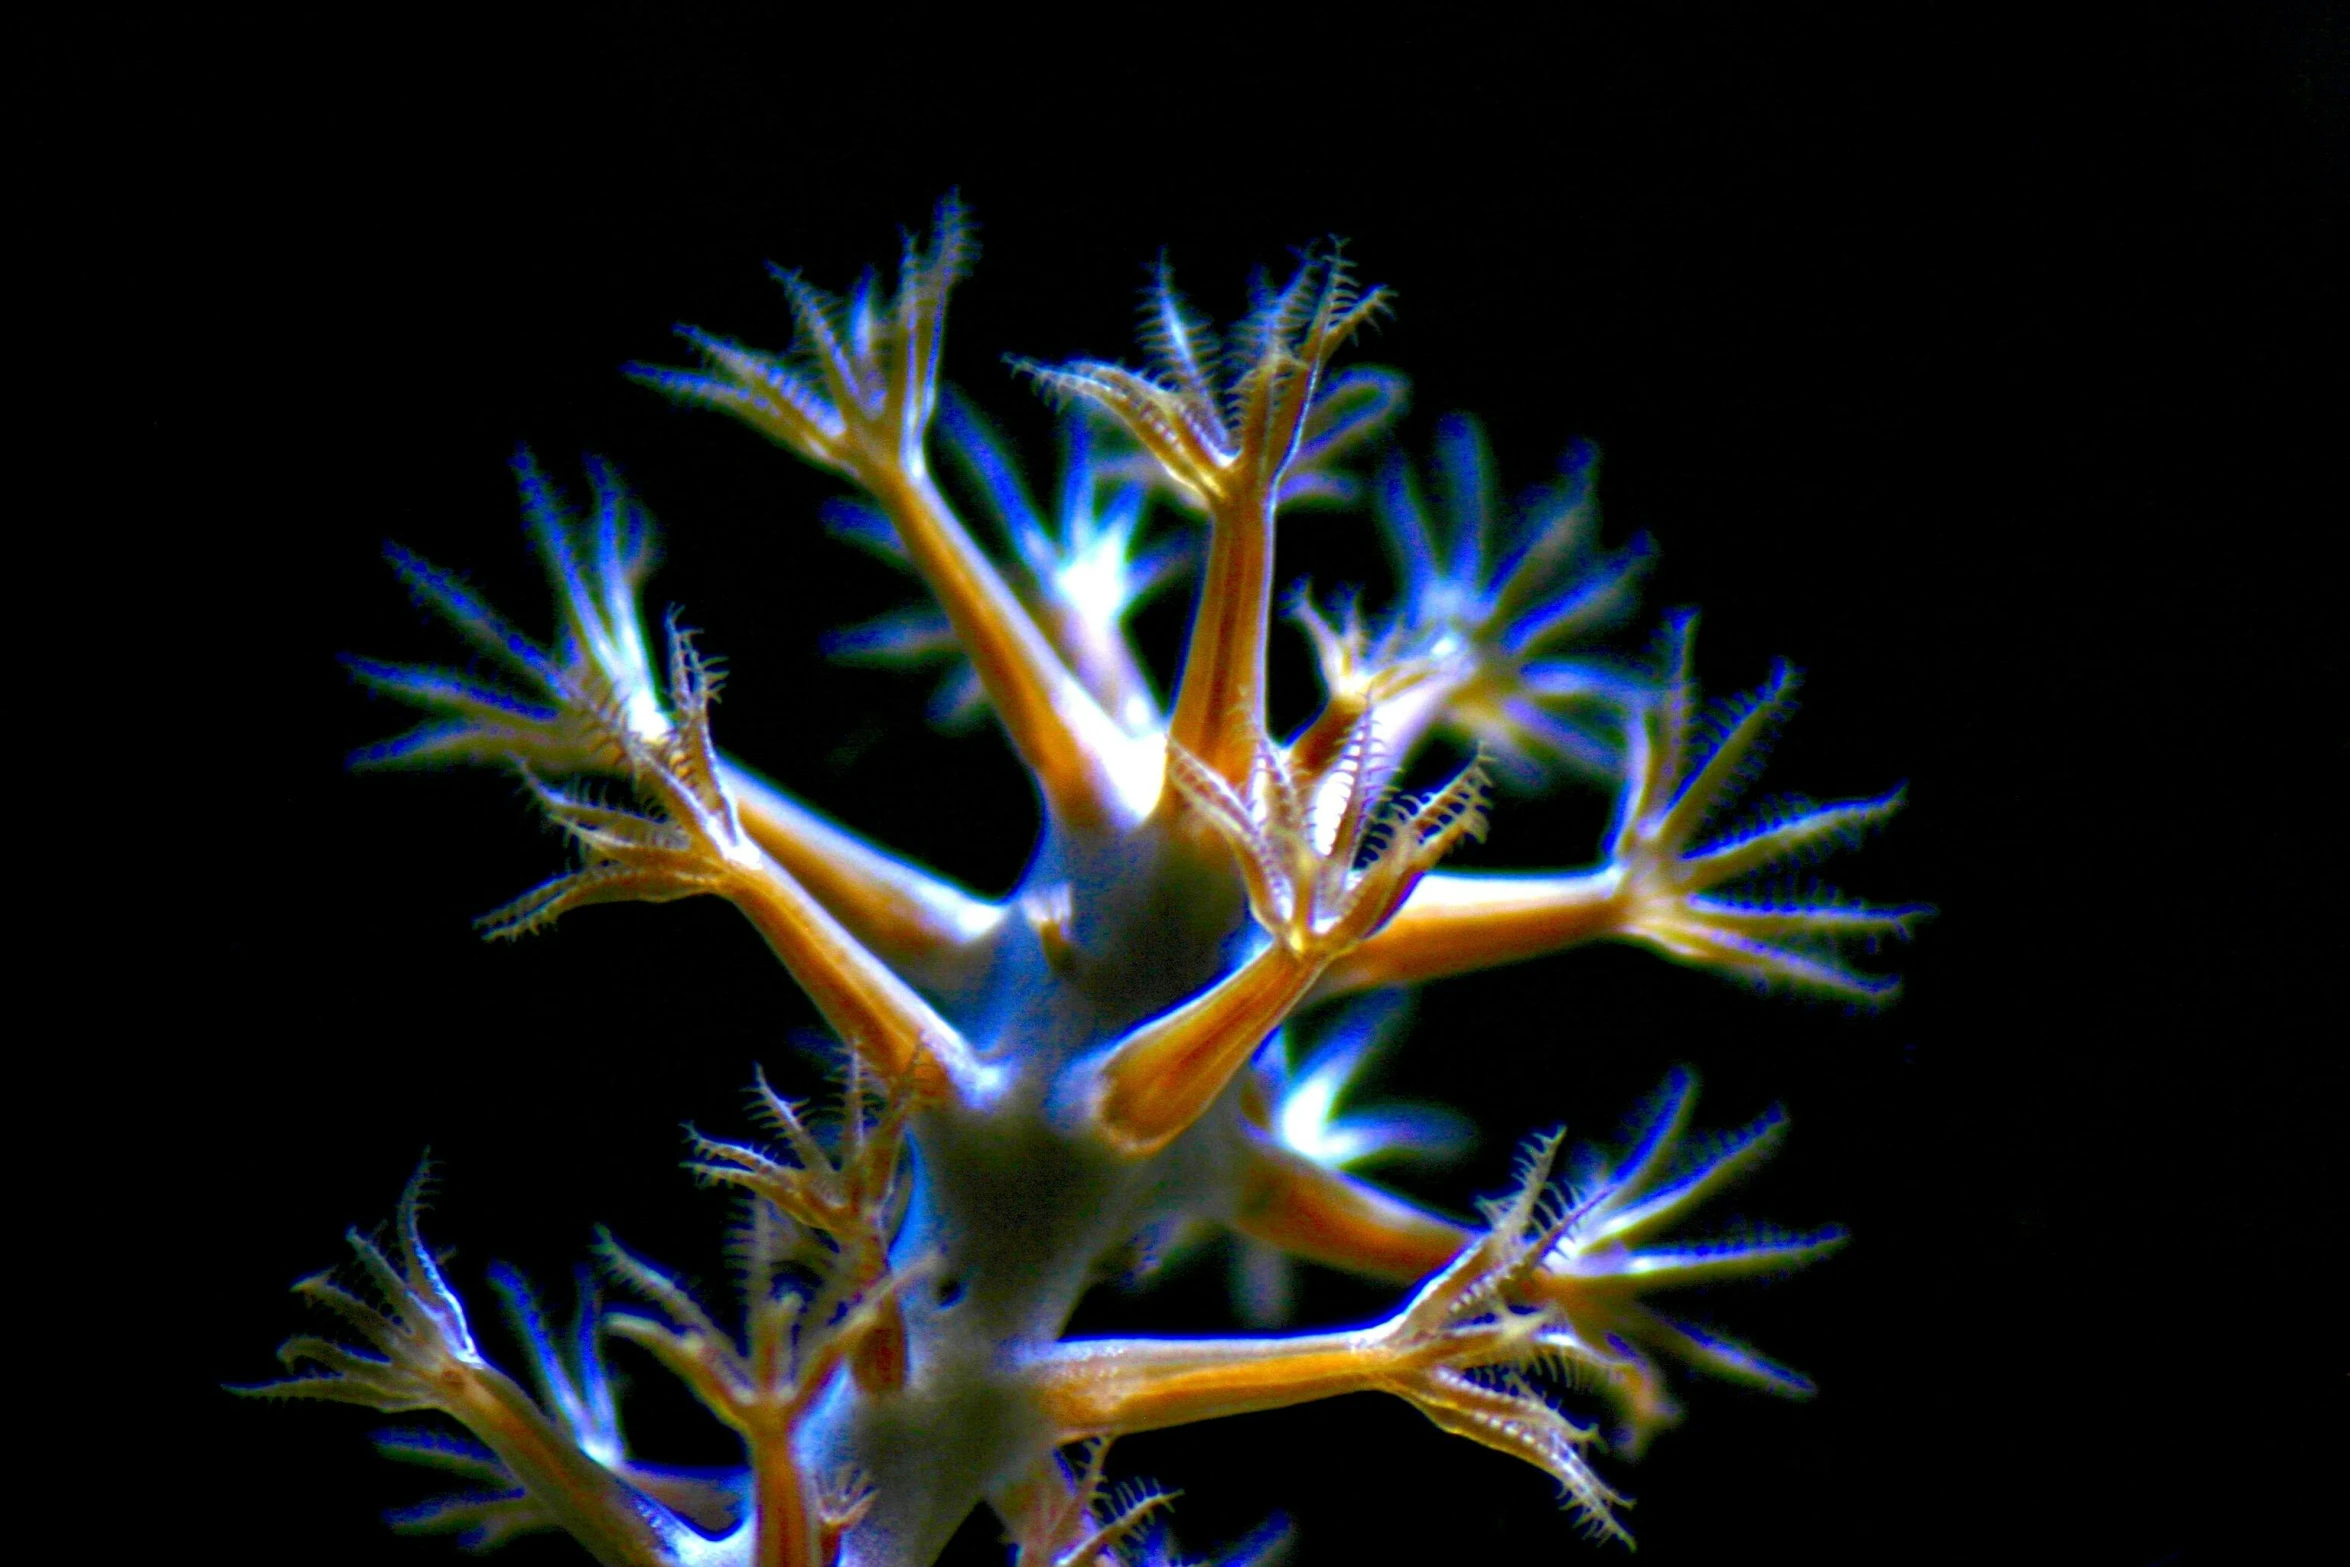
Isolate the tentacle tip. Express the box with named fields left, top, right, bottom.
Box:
left=343, top=734, right=431, bottom=773
left=1834, top=972, right=1905, bottom=1008
left=1760, top=964, right=1904, bottom=1009
left=1805, top=1225, right=1853, bottom=1261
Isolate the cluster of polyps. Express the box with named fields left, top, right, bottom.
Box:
left=251, top=200, right=1920, bottom=1566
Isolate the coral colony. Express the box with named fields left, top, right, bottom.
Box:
left=249, top=200, right=1920, bottom=1566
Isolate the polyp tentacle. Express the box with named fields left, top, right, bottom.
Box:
left=1024, top=252, right=1388, bottom=794
left=596, top=1068, right=917, bottom=1567
left=1024, top=1135, right=1629, bottom=1542
left=689, top=1062, right=914, bottom=1392
left=632, top=199, right=1152, bottom=832
left=351, top=454, right=1006, bottom=988
left=1344, top=418, right=1651, bottom=785
left=995, top=1441, right=1176, bottom=1567
left=1220, top=1074, right=1836, bottom=1454
left=478, top=628, right=988, bottom=1108
left=475, top=1266, right=750, bottom=1536
left=1074, top=736, right=1488, bottom=1157
left=601, top=1230, right=911, bottom=1567
left=238, top=1171, right=710, bottom=1567
left=1601, top=621, right=1923, bottom=998
left=1318, top=620, right=1923, bottom=1001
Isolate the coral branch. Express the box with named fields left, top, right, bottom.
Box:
left=935, top=396, right=1182, bottom=736
left=690, top=1061, right=913, bottom=1391
left=1225, top=1075, right=1837, bottom=1453
left=1073, top=939, right=1324, bottom=1160
left=723, top=766, right=1006, bottom=992
left=238, top=1170, right=705, bottom=1567
left=353, top=453, right=1006, bottom=986
left=1026, top=250, right=1388, bottom=791
left=1322, top=620, right=1924, bottom=1000
left=1077, top=738, right=1487, bottom=1156
left=1229, top=1124, right=1473, bottom=1284
left=478, top=622, right=986, bottom=1106
left=860, top=460, right=1161, bottom=829
left=633, top=199, right=1153, bottom=830
left=601, top=1222, right=905, bottom=1567
left=1027, top=1135, right=1629, bottom=1542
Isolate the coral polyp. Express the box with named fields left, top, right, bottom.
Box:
left=249, top=200, right=1921, bottom=1566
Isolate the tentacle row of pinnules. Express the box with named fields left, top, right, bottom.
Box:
left=254, top=198, right=1924, bottom=1567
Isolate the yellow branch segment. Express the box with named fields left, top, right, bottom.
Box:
left=1312, top=868, right=1624, bottom=997
left=1082, top=941, right=1322, bottom=1158
left=1032, top=1328, right=1403, bottom=1439
left=1230, top=1129, right=1471, bottom=1283
left=723, top=762, right=1004, bottom=985
left=719, top=850, right=985, bottom=1108
left=864, top=464, right=1151, bottom=830
left=444, top=1364, right=680, bottom=1567
left=1166, top=490, right=1276, bottom=790
left=1219, top=1130, right=1717, bottom=1452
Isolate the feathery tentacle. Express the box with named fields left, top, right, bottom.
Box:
left=634, top=199, right=1154, bottom=830
left=1077, top=740, right=1488, bottom=1157
left=1223, top=1074, right=1834, bottom=1454
left=238, top=1169, right=710, bottom=1567
left=1025, top=1134, right=1630, bottom=1543
left=352, top=453, right=1005, bottom=987
left=1025, top=249, right=1390, bottom=793
left=1320, top=619, right=1923, bottom=1000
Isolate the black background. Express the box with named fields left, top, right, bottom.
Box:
left=89, top=4, right=2346, bottom=1564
